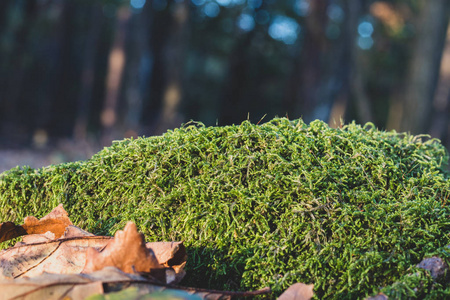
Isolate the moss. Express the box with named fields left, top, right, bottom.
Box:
left=0, top=118, right=449, bottom=298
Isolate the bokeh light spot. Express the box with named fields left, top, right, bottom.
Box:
left=33, top=129, right=48, bottom=149
left=294, top=0, right=310, bottom=17
left=192, top=0, right=206, bottom=6
left=248, top=0, right=262, bottom=9
left=358, top=36, right=374, bottom=50
left=237, top=13, right=255, bottom=31
left=130, top=0, right=146, bottom=9
left=204, top=2, right=220, bottom=17
left=216, top=0, right=232, bottom=6
left=327, top=4, right=344, bottom=23
left=268, top=15, right=300, bottom=44
left=358, top=21, right=374, bottom=37
left=232, top=0, right=246, bottom=6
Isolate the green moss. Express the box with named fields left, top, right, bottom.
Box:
left=1, top=118, right=449, bottom=299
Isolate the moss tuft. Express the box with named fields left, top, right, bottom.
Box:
left=1, top=118, right=449, bottom=298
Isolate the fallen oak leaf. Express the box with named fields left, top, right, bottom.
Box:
left=0, top=222, right=27, bottom=243
left=0, top=266, right=163, bottom=300
left=147, top=241, right=187, bottom=267
left=82, top=222, right=163, bottom=275
left=277, top=283, right=314, bottom=300
left=0, top=204, right=72, bottom=243
left=0, top=234, right=110, bottom=278
left=146, top=241, right=187, bottom=283
left=17, top=224, right=95, bottom=246
left=22, top=204, right=73, bottom=238
left=0, top=223, right=186, bottom=282
left=366, top=293, right=388, bottom=300
left=0, top=266, right=270, bottom=300
left=1, top=224, right=113, bottom=278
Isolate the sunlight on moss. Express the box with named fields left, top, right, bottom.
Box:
left=0, top=118, right=449, bottom=298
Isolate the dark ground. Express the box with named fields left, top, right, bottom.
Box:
left=0, top=140, right=99, bottom=173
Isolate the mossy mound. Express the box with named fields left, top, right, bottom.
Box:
left=1, top=118, right=450, bottom=298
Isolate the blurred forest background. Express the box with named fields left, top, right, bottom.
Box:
left=0, top=0, right=450, bottom=171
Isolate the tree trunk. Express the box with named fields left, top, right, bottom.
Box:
left=73, top=4, right=103, bottom=142
left=284, top=0, right=328, bottom=122
left=328, top=1, right=364, bottom=127
left=219, top=31, right=254, bottom=125
left=121, top=8, right=151, bottom=139
left=1, top=0, right=38, bottom=146
left=430, top=24, right=450, bottom=151
left=153, top=1, right=189, bottom=134
left=100, top=7, right=130, bottom=146
left=394, top=0, right=449, bottom=134
left=348, top=0, right=374, bottom=125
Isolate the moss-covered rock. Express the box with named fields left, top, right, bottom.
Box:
left=1, top=118, right=449, bottom=298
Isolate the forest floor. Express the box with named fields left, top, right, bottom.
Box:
left=0, top=140, right=100, bottom=173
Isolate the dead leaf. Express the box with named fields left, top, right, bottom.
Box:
left=147, top=241, right=187, bottom=283
left=0, top=234, right=110, bottom=278
left=366, top=293, right=388, bottom=300
left=277, top=283, right=314, bottom=300
left=83, top=222, right=162, bottom=275
left=147, top=241, right=186, bottom=266
left=0, top=266, right=270, bottom=300
left=17, top=224, right=95, bottom=246
left=0, top=223, right=186, bottom=283
left=0, top=222, right=27, bottom=243
left=0, top=266, right=163, bottom=300
left=0, top=204, right=72, bottom=243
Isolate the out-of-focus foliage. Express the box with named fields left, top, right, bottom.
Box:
left=0, top=0, right=449, bottom=152
left=0, top=118, right=449, bottom=298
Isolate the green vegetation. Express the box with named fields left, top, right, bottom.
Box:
left=1, top=118, right=450, bottom=299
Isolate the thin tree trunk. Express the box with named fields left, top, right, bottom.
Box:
left=348, top=0, right=374, bottom=124
left=1, top=0, right=38, bottom=146
left=328, top=0, right=358, bottom=127
left=100, top=7, right=130, bottom=146
left=393, top=0, right=449, bottom=134
left=50, top=1, right=79, bottom=138
left=289, top=0, right=328, bottom=122
left=219, top=31, right=254, bottom=125
left=315, top=1, right=354, bottom=124
left=122, top=9, right=151, bottom=138
left=153, top=1, right=189, bottom=134
left=73, top=4, right=103, bottom=142
left=430, top=24, right=450, bottom=150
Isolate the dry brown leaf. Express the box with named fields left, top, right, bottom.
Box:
left=147, top=241, right=187, bottom=283
left=22, top=204, right=73, bottom=238
left=0, top=231, right=110, bottom=278
left=17, top=224, right=95, bottom=246
left=0, top=204, right=72, bottom=243
left=0, top=266, right=164, bottom=300
left=0, top=222, right=27, bottom=243
left=147, top=241, right=186, bottom=266
left=83, top=222, right=162, bottom=275
left=0, top=206, right=186, bottom=286
left=367, top=293, right=388, bottom=300
left=277, top=283, right=314, bottom=300
left=0, top=266, right=270, bottom=300
left=0, top=223, right=186, bottom=283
